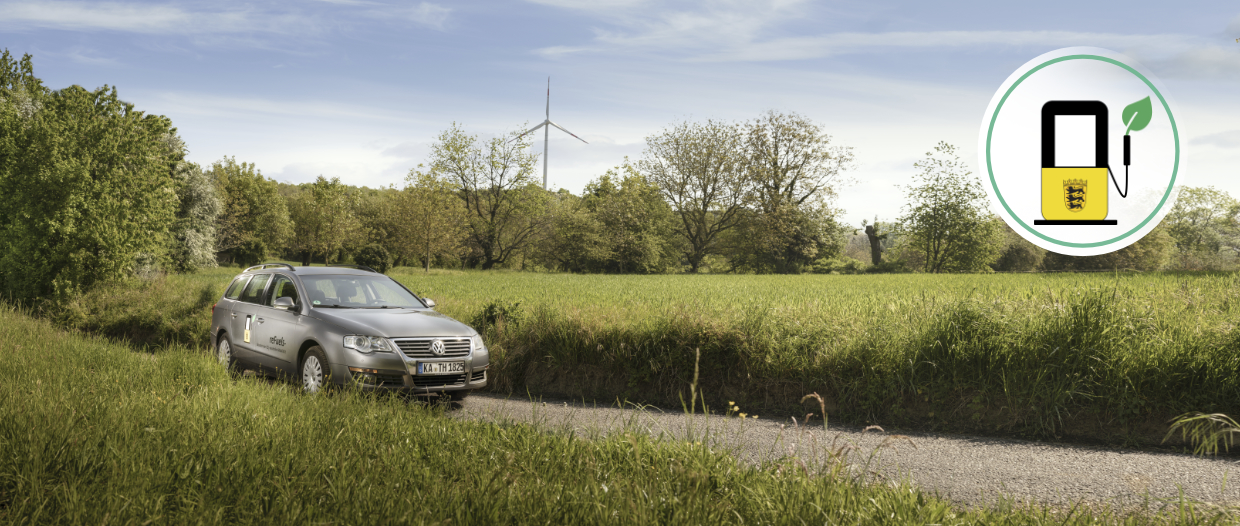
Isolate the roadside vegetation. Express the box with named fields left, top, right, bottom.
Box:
left=45, top=266, right=1240, bottom=447
left=1, top=304, right=1229, bottom=524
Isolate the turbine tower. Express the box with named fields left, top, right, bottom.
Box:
left=514, top=78, right=588, bottom=190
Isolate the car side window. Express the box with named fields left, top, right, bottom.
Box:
left=224, top=276, right=249, bottom=300
left=238, top=274, right=271, bottom=304
left=266, top=274, right=300, bottom=308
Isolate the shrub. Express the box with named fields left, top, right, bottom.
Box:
left=354, top=243, right=392, bottom=273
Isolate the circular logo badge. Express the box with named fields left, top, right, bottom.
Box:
left=429, top=339, right=445, bottom=356
left=978, top=47, right=1183, bottom=256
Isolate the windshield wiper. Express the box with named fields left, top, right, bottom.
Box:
left=314, top=304, right=357, bottom=309
left=363, top=305, right=410, bottom=309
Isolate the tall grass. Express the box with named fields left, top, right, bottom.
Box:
left=0, top=303, right=1227, bottom=524
left=43, top=267, right=1240, bottom=444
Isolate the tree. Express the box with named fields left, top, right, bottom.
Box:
left=896, top=142, right=1002, bottom=273
left=287, top=176, right=362, bottom=266
left=353, top=186, right=400, bottom=262
left=723, top=199, right=845, bottom=273
left=1163, top=186, right=1239, bottom=270
left=861, top=218, right=887, bottom=265
left=1042, top=224, right=1172, bottom=271
left=540, top=189, right=612, bottom=273
left=166, top=159, right=221, bottom=272
left=745, top=110, right=853, bottom=212
left=398, top=169, right=467, bottom=272
left=639, top=120, right=749, bottom=272
left=990, top=221, right=1045, bottom=272
left=209, top=157, right=292, bottom=264
left=582, top=162, right=682, bottom=273
left=0, top=51, right=182, bottom=299
left=426, top=123, right=547, bottom=270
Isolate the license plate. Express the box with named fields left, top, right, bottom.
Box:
left=417, top=361, right=465, bottom=375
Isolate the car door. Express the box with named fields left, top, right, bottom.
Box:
left=250, top=273, right=305, bottom=375
left=231, top=272, right=272, bottom=368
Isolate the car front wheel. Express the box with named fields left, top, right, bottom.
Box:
left=301, top=346, right=331, bottom=393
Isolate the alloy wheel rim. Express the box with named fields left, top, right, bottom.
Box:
left=303, top=355, right=323, bottom=393
left=218, top=340, right=231, bottom=366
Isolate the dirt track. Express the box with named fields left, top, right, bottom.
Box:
left=456, top=393, right=1239, bottom=512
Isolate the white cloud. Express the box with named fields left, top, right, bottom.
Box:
left=1145, top=45, right=1240, bottom=79
left=1192, top=130, right=1240, bottom=149
left=0, top=0, right=451, bottom=37
left=399, top=3, right=450, bottom=29
left=0, top=1, right=259, bottom=34
left=528, top=1, right=1239, bottom=81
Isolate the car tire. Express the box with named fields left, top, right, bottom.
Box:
left=300, top=346, right=331, bottom=393
left=217, top=333, right=237, bottom=372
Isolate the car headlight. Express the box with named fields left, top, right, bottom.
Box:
left=472, top=334, right=485, bottom=351
left=343, top=335, right=394, bottom=354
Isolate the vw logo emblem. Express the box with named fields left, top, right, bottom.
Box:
left=429, top=339, right=445, bottom=356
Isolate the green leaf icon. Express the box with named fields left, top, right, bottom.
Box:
left=1122, top=96, right=1152, bottom=135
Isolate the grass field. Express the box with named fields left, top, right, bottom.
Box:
left=0, top=303, right=1227, bottom=524
left=48, top=266, right=1240, bottom=445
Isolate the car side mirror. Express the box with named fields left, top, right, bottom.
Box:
left=274, top=296, right=296, bottom=310
left=423, top=298, right=436, bottom=308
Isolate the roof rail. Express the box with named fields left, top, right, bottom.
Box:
left=243, top=262, right=296, bottom=273
left=326, top=264, right=380, bottom=273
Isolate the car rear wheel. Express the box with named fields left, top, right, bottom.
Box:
left=301, top=346, right=331, bottom=393
left=217, top=335, right=236, bottom=371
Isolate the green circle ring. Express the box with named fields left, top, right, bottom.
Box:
left=985, top=54, right=1179, bottom=249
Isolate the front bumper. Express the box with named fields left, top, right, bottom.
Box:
left=330, top=344, right=490, bottom=393
left=342, top=366, right=488, bottom=392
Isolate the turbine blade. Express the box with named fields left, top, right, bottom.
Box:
left=548, top=121, right=588, bottom=144
left=510, top=121, right=549, bottom=141
left=546, top=77, right=550, bottom=119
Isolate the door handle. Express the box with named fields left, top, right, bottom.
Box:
left=231, top=313, right=236, bottom=318
left=256, top=318, right=265, bottom=324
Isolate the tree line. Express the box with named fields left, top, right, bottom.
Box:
left=3, top=51, right=1237, bottom=301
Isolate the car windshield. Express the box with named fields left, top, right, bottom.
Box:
left=300, top=275, right=423, bottom=308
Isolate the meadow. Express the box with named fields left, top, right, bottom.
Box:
left=0, top=302, right=1228, bottom=524
left=49, top=266, right=1240, bottom=445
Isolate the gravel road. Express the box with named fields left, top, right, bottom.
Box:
left=455, top=393, right=1238, bottom=512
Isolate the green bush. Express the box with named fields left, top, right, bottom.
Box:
left=0, top=51, right=181, bottom=300
left=354, top=243, right=392, bottom=273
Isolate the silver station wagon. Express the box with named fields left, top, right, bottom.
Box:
left=210, top=263, right=488, bottom=400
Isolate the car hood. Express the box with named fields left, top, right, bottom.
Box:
left=309, top=308, right=476, bottom=339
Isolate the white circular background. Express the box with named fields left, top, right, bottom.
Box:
left=978, top=47, right=1183, bottom=257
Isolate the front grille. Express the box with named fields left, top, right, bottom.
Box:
left=470, top=371, right=486, bottom=383
left=411, top=373, right=466, bottom=388
left=394, top=338, right=471, bottom=358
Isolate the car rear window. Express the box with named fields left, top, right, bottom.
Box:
left=224, top=276, right=249, bottom=300
left=238, top=274, right=271, bottom=304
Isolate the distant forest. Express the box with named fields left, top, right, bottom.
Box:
left=2, top=50, right=1236, bottom=301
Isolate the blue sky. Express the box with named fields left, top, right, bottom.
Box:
left=2, top=0, right=1238, bottom=227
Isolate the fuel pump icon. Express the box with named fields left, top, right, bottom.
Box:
left=1034, top=101, right=1118, bottom=225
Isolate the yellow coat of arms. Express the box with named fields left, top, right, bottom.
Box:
left=1063, top=179, right=1087, bottom=213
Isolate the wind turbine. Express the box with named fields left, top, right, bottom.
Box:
left=513, top=78, right=588, bottom=190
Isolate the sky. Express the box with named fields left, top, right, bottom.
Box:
left=2, top=0, right=1238, bottom=227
